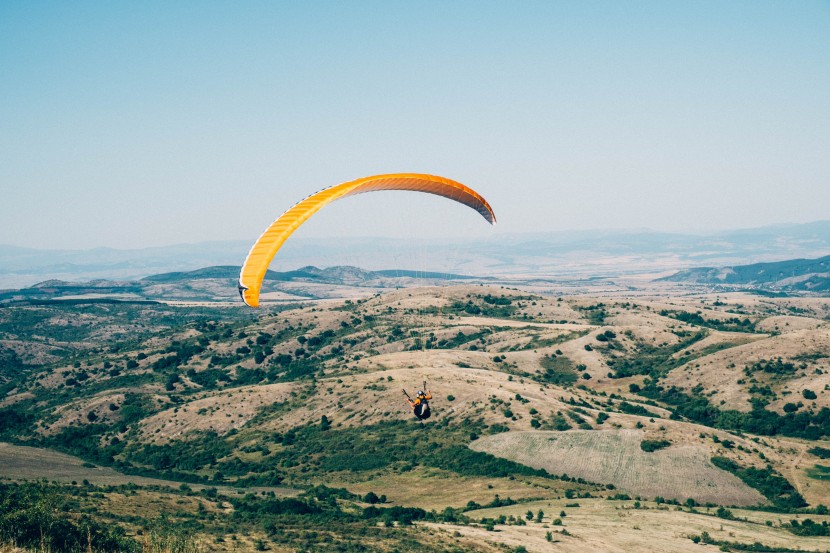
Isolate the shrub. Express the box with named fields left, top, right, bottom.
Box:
left=640, top=439, right=671, bottom=452
left=716, top=506, right=733, bottom=519
left=538, top=355, right=578, bottom=386
left=809, top=446, right=830, bottom=459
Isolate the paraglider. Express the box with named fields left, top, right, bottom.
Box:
left=238, top=173, right=496, bottom=307
left=403, top=381, right=432, bottom=420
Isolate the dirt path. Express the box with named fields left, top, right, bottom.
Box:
left=789, top=442, right=808, bottom=498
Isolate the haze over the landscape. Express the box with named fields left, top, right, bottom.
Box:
left=4, top=221, right=830, bottom=289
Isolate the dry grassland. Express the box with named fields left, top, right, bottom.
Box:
left=6, top=284, right=830, bottom=551
left=325, top=466, right=590, bottom=510
left=0, top=442, right=297, bottom=496
left=140, top=361, right=587, bottom=443
left=664, top=326, right=830, bottom=412
left=447, top=497, right=830, bottom=553
left=471, top=430, right=765, bottom=506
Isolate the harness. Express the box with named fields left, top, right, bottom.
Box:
left=403, top=382, right=432, bottom=420
left=404, top=382, right=432, bottom=419
left=413, top=394, right=430, bottom=419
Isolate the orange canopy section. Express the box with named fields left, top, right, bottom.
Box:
left=238, top=173, right=496, bottom=307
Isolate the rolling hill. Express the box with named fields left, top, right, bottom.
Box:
left=1, top=277, right=829, bottom=551
left=663, top=254, right=830, bottom=292
left=0, top=265, right=480, bottom=305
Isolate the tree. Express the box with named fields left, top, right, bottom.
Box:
left=716, top=506, right=733, bottom=519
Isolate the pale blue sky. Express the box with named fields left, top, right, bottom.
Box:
left=1, top=1, right=828, bottom=249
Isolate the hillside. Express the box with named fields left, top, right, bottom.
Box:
left=1, top=281, right=830, bottom=551
left=663, top=254, right=830, bottom=292
left=0, top=265, right=481, bottom=305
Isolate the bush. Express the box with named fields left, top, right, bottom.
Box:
left=716, top=506, right=733, bottom=519
left=640, top=439, right=671, bottom=452
left=538, top=355, right=578, bottom=386
left=808, top=446, right=830, bottom=459
left=788, top=518, right=830, bottom=536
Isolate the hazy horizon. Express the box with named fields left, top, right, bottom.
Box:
left=3, top=218, right=830, bottom=253
left=4, top=218, right=830, bottom=290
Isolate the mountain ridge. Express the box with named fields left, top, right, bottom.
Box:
left=0, top=265, right=481, bottom=304
left=663, top=254, right=830, bottom=291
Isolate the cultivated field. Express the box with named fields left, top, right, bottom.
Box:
left=471, top=430, right=765, bottom=506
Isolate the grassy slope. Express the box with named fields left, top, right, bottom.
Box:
left=2, top=284, right=830, bottom=551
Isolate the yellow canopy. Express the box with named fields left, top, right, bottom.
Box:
left=238, top=173, right=496, bottom=307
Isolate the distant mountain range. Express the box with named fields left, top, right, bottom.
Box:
left=4, top=221, right=830, bottom=287
left=663, top=254, right=830, bottom=292
left=7, top=253, right=830, bottom=305
left=0, top=265, right=479, bottom=304
left=141, top=265, right=476, bottom=285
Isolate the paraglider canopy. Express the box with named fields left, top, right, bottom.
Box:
left=238, top=173, right=496, bottom=307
